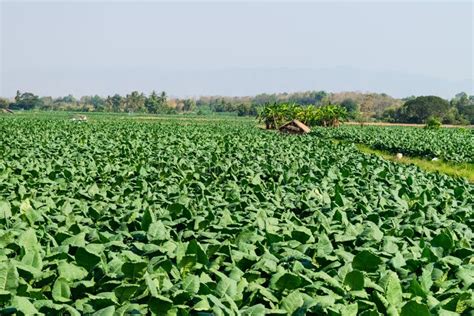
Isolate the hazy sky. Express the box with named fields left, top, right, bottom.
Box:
left=1, top=1, right=473, bottom=98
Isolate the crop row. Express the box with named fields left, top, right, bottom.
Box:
left=311, top=126, right=474, bottom=163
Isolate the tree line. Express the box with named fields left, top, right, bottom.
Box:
left=380, top=93, right=474, bottom=125
left=0, top=90, right=356, bottom=116
left=0, top=90, right=188, bottom=114
left=0, top=90, right=472, bottom=124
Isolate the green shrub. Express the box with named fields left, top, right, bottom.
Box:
left=424, top=117, right=442, bottom=129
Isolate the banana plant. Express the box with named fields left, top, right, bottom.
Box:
left=315, top=105, right=348, bottom=127
left=258, top=103, right=347, bottom=128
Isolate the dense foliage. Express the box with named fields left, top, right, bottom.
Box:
left=381, top=94, right=474, bottom=125
left=258, top=103, right=347, bottom=129
left=2, top=90, right=473, bottom=124
left=388, top=96, right=450, bottom=124
left=451, top=92, right=474, bottom=124
left=312, top=125, right=474, bottom=163
left=0, top=115, right=473, bottom=315
left=424, top=117, right=442, bottom=130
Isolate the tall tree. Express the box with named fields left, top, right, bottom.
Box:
left=107, top=94, right=123, bottom=112
left=182, top=99, right=196, bottom=112
left=125, top=91, right=146, bottom=112
left=145, top=91, right=168, bottom=113
left=399, top=96, right=450, bottom=123
left=451, top=92, right=474, bottom=124
left=145, top=91, right=159, bottom=113
left=159, top=91, right=168, bottom=111
left=11, top=91, right=43, bottom=110
left=340, top=98, right=359, bottom=113
left=0, top=98, right=10, bottom=109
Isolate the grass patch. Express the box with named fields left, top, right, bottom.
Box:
left=356, top=143, right=474, bottom=182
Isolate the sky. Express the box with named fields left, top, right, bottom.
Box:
left=0, top=1, right=473, bottom=98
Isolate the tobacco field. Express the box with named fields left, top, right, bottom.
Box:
left=311, top=126, right=474, bottom=163
left=0, top=116, right=473, bottom=315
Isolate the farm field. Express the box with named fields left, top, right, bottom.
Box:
left=312, top=126, right=474, bottom=164
left=0, top=114, right=473, bottom=315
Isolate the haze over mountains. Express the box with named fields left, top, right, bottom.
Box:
left=3, top=66, right=471, bottom=99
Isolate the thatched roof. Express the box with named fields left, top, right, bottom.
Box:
left=279, top=119, right=311, bottom=134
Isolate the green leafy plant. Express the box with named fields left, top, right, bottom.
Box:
left=0, top=114, right=472, bottom=315
left=312, top=125, right=474, bottom=163
left=424, top=116, right=442, bottom=129
left=258, top=103, right=347, bottom=128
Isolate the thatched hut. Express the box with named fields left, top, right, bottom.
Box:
left=279, top=120, right=311, bottom=134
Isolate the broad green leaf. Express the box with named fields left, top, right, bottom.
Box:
left=182, top=274, right=200, bottom=294
left=340, top=303, right=358, bottom=316
left=0, top=262, right=18, bottom=292
left=420, top=263, right=433, bottom=292
left=385, top=271, right=403, bottom=308
left=115, top=304, right=147, bottom=316
left=141, top=208, right=156, bottom=231
left=92, top=305, right=115, bottom=316
left=216, top=276, right=238, bottom=298
left=431, top=232, right=453, bottom=252
left=352, top=250, right=382, bottom=272
left=58, top=261, right=88, bottom=281
left=400, top=301, right=430, bottom=316
left=149, top=295, right=173, bottom=315
left=0, top=201, right=12, bottom=219
left=52, top=277, right=71, bottom=302
left=186, top=239, right=209, bottom=265
left=317, top=232, right=334, bottom=257
left=409, top=279, right=427, bottom=298
left=122, top=261, right=147, bottom=279
left=87, top=183, right=100, bottom=197
left=21, top=249, right=43, bottom=270
left=147, top=221, right=169, bottom=241
left=114, top=284, right=139, bottom=303
left=242, top=304, right=266, bottom=316
left=61, top=232, right=86, bottom=247
left=11, top=296, right=39, bottom=315
left=272, top=272, right=302, bottom=291
left=144, top=273, right=158, bottom=297
left=75, top=247, right=101, bottom=270
left=280, top=291, right=304, bottom=314
left=18, top=228, right=40, bottom=251
left=344, top=270, right=364, bottom=290
left=456, top=267, right=474, bottom=288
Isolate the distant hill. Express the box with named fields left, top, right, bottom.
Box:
left=2, top=66, right=472, bottom=99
